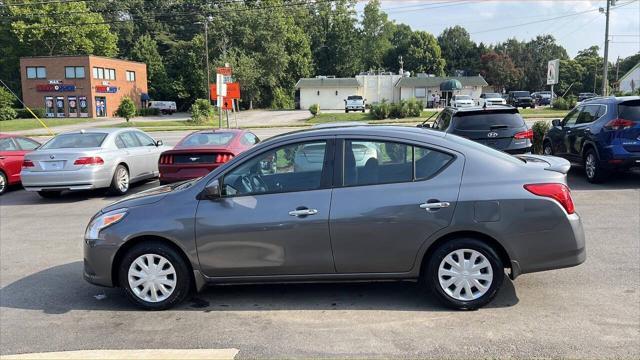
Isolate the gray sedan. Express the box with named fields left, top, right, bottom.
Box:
left=21, top=128, right=169, bottom=197
left=83, top=125, right=585, bottom=310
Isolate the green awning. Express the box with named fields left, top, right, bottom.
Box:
left=440, top=79, right=462, bottom=91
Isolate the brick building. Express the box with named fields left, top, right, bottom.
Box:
left=19, top=55, right=148, bottom=118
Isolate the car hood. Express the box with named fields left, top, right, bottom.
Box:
left=101, top=185, right=173, bottom=213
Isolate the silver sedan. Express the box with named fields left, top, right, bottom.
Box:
left=21, top=128, right=170, bottom=197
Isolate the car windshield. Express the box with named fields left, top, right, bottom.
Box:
left=40, top=133, right=107, bottom=149
left=512, top=91, right=530, bottom=97
left=455, top=95, right=471, bottom=100
left=347, top=96, right=363, bottom=100
left=484, top=93, right=501, bottom=98
left=454, top=113, right=525, bottom=130
left=618, top=100, right=640, bottom=122
left=180, top=132, right=235, bottom=147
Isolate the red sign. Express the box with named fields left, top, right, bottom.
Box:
left=210, top=82, right=240, bottom=99
left=221, top=98, right=234, bottom=110
left=36, top=84, right=76, bottom=92
left=95, top=85, right=117, bottom=93
left=216, top=67, right=232, bottom=76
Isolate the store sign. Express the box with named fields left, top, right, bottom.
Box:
left=547, top=59, right=560, bottom=85
left=48, top=80, right=62, bottom=84
left=36, top=84, right=76, bottom=92
left=95, top=85, right=117, bottom=93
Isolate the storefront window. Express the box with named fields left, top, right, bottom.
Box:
left=56, top=96, right=65, bottom=117
left=45, top=97, right=55, bottom=117
left=79, top=96, right=89, bottom=117
left=68, top=96, right=78, bottom=117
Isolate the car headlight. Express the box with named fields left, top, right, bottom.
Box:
left=85, top=208, right=128, bottom=239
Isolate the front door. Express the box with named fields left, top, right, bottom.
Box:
left=95, top=97, right=106, bottom=117
left=330, top=138, right=463, bottom=273
left=195, top=139, right=335, bottom=277
left=555, top=107, right=581, bottom=158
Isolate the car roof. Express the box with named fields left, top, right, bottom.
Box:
left=269, top=124, right=446, bottom=143
left=581, top=95, right=640, bottom=104
left=192, top=128, right=245, bottom=134
left=447, top=105, right=517, bottom=113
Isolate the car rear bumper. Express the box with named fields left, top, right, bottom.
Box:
left=504, top=146, right=532, bottom=154
left=21, top=167, right=113, bottom=191
left=159, top=164, right=219, bottom=183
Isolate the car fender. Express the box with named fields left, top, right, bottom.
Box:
left=581, top=140, right=601, bottom=160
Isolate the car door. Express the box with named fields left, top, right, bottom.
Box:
left=329, top=138, right=462, bottom=273
left=194, top=138, right=336, bottom=277
left=554, top=107, right=581, bottom=159
left=0, top=137, right=25, bottom=184
left=133, top=131, right=162, bottom=176
left=116, top=131, right=148, bottom=180
left=570, top=104, right=602, bottom=158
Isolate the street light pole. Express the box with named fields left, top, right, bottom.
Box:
left=204, top=21, right=211, bottom=104
left=602, top=0, right=611, bottom=96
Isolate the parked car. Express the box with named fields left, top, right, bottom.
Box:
left=148, top=101, right=177, bottom=115
left=83, top=125, right=584, bottom=310
left=158, top=129, right=259, bottom=184
left=344, top=95, right=366, bottom=113
left=578, top=93, right=598, bottom=103
left=450, top=94, right=474, bottom=108
left=0, top=134, right=40, bottom=195
left=421, top=106, right=532, bottom=154
left=477, top=93, right=506, bottom=107
left=532, top=91, right=553, bottom=106
left=21, top=128, right=168, bottom=197
left=507, top=91, right=534, bottom=108
left=542, top=96, right=640, bottom=183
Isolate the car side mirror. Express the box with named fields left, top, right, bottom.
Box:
left=203, top=179, right=221, bottom=199
left=552, top=119, right=561, bottom=127
left=155, top=140, right=163, bottom=147
left=419, top=123, right=431, bottom=128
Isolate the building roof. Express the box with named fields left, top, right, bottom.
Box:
left=619, top=62, right=640, bottom=82
left=19, top=55, right=146, bottom=65
left=395, top=75, right=488, bottom=88
left=295, top=78, right=360, bottom=88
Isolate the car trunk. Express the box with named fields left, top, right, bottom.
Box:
left=616, top=99, right=640, bottom=153
left=25, top=148, right=101, bottom=172
left=160, top=148, right=234, bottom=165
left=451, top=112, right=528, bottom=151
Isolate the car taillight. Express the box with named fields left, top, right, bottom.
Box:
left=604, top=118, right=635, bottom=130
left=159, top=155, right=173, bottom=164
left=22, top=159, right=34, bottom=168
left=74, top=156, right=104, bottom=166
left=514, top=129, right=533, bottom=140
left=524, top=183, right=575, bottom=214
left=215, top=154, right=234, bottom=163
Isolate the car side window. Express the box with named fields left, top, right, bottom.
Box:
left=562, top=108, right=581, bottom=127
left=0, top=138, right=17, bottom=151
left=134, top=132, right=156, bottom=146
left=414, top=146, right=454, bottom=180
left=577, top=105, right=602, bottom=125
left=223, top=141, right=327, bottom=196
left=118, top=132, right=141, bottom=148
left=241, top=133, right=259, bottom=146
left=14, top=137, right=39, bottom=150
left=344, top=140, right=412, bottom=186
left=439, top=112, right=452, bottom=130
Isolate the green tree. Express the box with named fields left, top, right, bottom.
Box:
left=190, top=98, right=214, bottom=125
left=361, top=0, right=393, bottom=71
left=438, top=26, right=478, bottom=75
left=575, top=46, right=602, bottom=95
left=480, top=51, right=522, bottom=92
left=557, top=59, right=586, bottom=96
left=131, top=34, right=168, bottom=99
left=116, top=97, right=136, bottom=123
left=0, top=87, right=18, bottom=121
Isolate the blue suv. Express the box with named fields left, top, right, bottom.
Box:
left=543, top=96, right=640, bottom=183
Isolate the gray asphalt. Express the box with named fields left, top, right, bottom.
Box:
left=1, top=129, right=639, bottom=358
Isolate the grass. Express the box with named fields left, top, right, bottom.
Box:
left=0, top=117, right=93, bottom=132
left=307, top=110, right=437, bottom=124
left=519, top=107, right=568, bottom=118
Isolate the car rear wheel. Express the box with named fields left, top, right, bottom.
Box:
left=109, top=165, right=130, bottom=195
left=119, top=242, right=192, bottom=310
left=0, top=171, right=7, bottom=195
left=425, top=238, right=504, bottom=310
left=584, top=149, right=608, bottom=183
left=543, top=141, right=553, bottom=155
left=37, top=190, right=62, bottom=198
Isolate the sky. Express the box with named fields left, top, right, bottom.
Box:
left=355, top=0, right=640, bottom=61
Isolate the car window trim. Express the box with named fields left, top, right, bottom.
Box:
left=334, top=136, right=457, bottom=189
left=15, top=137, right=40, bottom=150
left=0, top=137, right=19, bottom=151
left=134, top=131, right=156, bottom=146
left=217, top=137, right=336, bottom=199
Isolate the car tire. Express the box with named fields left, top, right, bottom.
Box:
left=584, top=148, right=608, bottom=183
left=543, top=140, right=554, bottom=155
left=361, top=109, right=365, bottom=113
left=37, top=190, right=62, bottom=198
left=425, top=238, right=504, bottom=310
left=0, top=171, right=7, bottom=196
left=345, top=109, right=349, bottom=113
left=118, top=241, right=192, bottom=310
left=109, top=165, right=130, bottom=195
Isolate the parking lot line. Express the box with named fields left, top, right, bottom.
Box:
left=0, top=349, right=239, bottom=360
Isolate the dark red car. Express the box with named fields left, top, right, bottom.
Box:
left=158, top=129, right=259, bottom=184
left=0, top=133, right=41, bottom=195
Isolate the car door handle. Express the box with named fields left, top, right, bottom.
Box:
left=420, top=202, right=450, bottom=210
left=289, top=208, right=318, bottom=217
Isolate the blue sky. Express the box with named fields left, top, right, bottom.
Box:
left=355, top=0, right=640, bottom=60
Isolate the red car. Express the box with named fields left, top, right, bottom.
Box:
left=158, top=129, right=259, bottom=184
left=0, top=133, right=41, bottom=195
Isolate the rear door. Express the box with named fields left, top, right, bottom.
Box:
left=133, top=131, right=162, bottom=176
left=329, top=138, right=462, bottom=273
left=116, top=131, right=148, bottom=179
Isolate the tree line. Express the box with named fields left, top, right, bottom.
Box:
left=1, top=0, right=638, bottom=111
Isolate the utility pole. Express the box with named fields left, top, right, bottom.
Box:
left=204, top=21, right=211, bottom=104
left=601, top=0, right=612, bottom=96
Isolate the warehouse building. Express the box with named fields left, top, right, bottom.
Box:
left=19, top=55, right=148, bottom=118
left=295, top=73, right=489, bottom=110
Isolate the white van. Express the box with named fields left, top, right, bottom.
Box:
left=148, top=101, right=177, bottom=114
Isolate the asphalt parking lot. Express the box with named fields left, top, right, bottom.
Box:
left=1, top=129, right=639, bottom=358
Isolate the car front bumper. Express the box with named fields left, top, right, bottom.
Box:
left=83, top=238, right=118, bottom=287
left=20, top=166, right=113, bottom=192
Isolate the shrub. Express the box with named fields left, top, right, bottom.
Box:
left=190, top=98, right=215, bottom=125
left=405, top=98, right=423, bottom=117
left=0, top=87, right=16, bottom=121
left=531, top=120, right=550, bottom=154
left=15, top=108, right=45, bottom=119
left=552, top=96, right=569, bottom=110
left=116, top=96, right=136, bottom=122
left=566, top=95, right=577, bottom=108
left=137, top=107, right=161, bottom=116
left=271, top=87, right=294, bottom=109
left=309, top=103, right=320, bottom=116
left=370, top=100, right=390, bottom=120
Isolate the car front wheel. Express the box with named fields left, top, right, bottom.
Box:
left=426, top=238, right=504, bottom=310
left=119, top=242, right=192, bottom=310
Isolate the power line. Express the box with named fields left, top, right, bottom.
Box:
left=470, top=8, right=601, bottom=35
